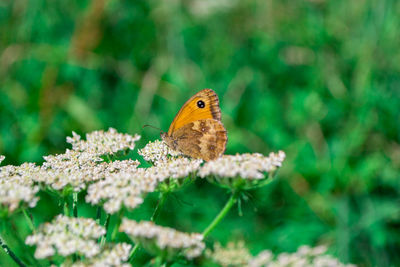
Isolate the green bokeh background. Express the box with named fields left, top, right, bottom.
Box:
left=1, top=0, right=399, bottom=266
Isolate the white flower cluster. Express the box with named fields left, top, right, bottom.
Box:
left=199, top=151, right=286, bottom=179
left=249, top=245, right=357, bottom=267
left=85, top=168, right=155, bottom=214
left=34, top=128, right=141, bottom=191
left=209, top=242, right=356, bottom=267
left=207, top=241, right=252, bottom=267
left=0, top=155, right=5, bottom=164
left=120, top=219, right=205, bottom=260
left=25, top=215, right=106, bottom=259
left=36, top=149, right=102, bottom=191
left=85, top=157, right=201, bottom=213
left=138, top=139, right=182, bottom=164
left=248, top=250, right=273, bottom=267
left=66, top=243, right=132, bottom=267
left=0, top=129, right=141, bottom=212
left=104, top=159, right=140, bottom=173
left=67, top=128, right=141, bottom=157
left=151, top=157, right=202, bottom=179
left=0, top=162, right=40, bottom=212
left=37, top=149, right=140, bottom=191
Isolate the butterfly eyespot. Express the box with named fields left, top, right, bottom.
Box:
left=197, top=100, right=205, bottom=108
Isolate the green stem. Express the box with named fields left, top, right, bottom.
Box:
left=63, top=199, right=69, bottom=216
left=100, top=214, right=111, bottom=247
left=129, top=192, right=169, bottom=262
left=202, top=191, right=240, bottom=237
left=22, top=209, right=35, bottom=233
left=151, top=192, right=168, bottom=222
left=128, top=243, right=140, bottom=262
left=111, top=209, right=124, bottom=241
left=72, top=192, right=78, bottom=217
left=5, top=220, right=40, bottom=266
left=95, top=206, right=102, bottom=225
left=0, top=235, right=27, bottom=267
left=154, top=256, right=172, bottom=267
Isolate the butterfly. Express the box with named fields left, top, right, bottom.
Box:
left=161, top=89, right=227, bottom=161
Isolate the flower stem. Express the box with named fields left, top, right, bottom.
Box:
left=111, top=210, right=124, bottom=241
left=128, top=243, right=140, bottom=261
left=202, top=191, right=240, bottom=237
left=100, top=214, right=111, bottom=247
left=4, top=220, right=40, bottom=266
left=0, top=235, right=27, bottom=267
left=129, top=191, right=169, bottom=262
left=151, top=191, right=169, bottom=222
left=63, top=199, right=69, bottom=216
left=95, top=206, right=102, bottom=225
left=72, top=192, right=78, bottom=217
left=22, top=209, right=35, bottom=233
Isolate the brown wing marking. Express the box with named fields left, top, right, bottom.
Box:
left=170, top=119, right=227, bottom=161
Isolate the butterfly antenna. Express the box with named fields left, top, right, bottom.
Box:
left=143, top=124, right=164, bottom=133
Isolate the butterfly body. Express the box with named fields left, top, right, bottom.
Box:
left=161, top=89, right=227, bottom=161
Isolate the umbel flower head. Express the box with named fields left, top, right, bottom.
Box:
left=138, top=139, right=183, bottom=165
left=85, top=167, right=156, bottom=214
left=199, top=151, right=286, bottom=190
left=34, top=129, right=141, bottom=192
left=0, top=129, right=142, bottom=213
left=85, top=157, right=202, bottom=214
left=208, top=242, right=356, bottom=267
left=67, top=128, right=141, bottom=157
left=38, top=151, right=140, bottom=192
left=63, top=243, right=132, bottom=267
left=0, top=161, right=40, bottom=213
left=25, top=215, right=106, bottom=259
left=206, top=241, right=252, bottom=267
left=120, top=219, right=205, bottom=261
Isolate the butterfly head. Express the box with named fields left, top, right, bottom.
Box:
left=160, top=131, right=178, bottom=152
left=160, top=131, right=167, bottom=140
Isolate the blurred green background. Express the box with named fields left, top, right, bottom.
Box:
left=1, top=0, right=400, bottom=266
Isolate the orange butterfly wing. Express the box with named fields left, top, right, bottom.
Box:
left=167, top=89, right=222, bottom=135
left=162, top=88, right=227, bottom=161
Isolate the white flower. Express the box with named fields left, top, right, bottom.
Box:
left=209, top=242, right=357, bottom=267
left=199, top=151, right=286, bottom=179
left=0, top=162, right=40, bottom=212
left=120, top=219, right=205, bottom=260
left=85, top=168, right=153, bottom=214
left=86, top=157, right=201, bottom=214
left=248, top=250, right=273, bottom=267
left=35, top=148, right=140, bottom=191
left=198, top=151, right=285, bottom=190
left=208, top=241, right=252, bottom=267
left=33, top=128, right=140, bottom=191
left=26, top=215, right=106, bottom=259
left=138, top=139, right=182, bottom=164
left=67, top=128, right=140, bottom=157
left=249, top=245, right=356, bottom=267
left=66, top=243, right=132, bottom=267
